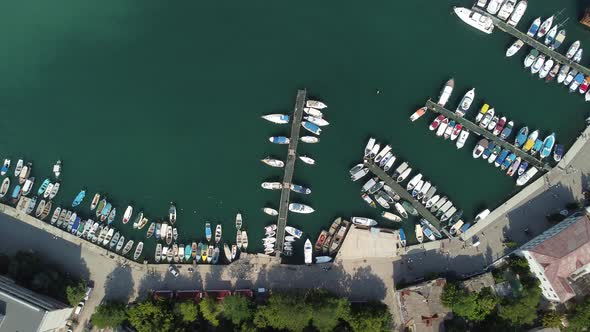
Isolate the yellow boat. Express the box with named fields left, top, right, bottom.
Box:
left=523, top=130, right=539, bottom=152
left=475, top=103, right=489, bottom=123
left=201, top=243, right=208, bottom=263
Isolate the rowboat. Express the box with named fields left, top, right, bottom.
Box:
left=215, top=224, right=222, bottom=243
left=0, top=159, right=9, bottom=176
left=241, top=231, right=248, bottom=250
left=110, top=232, right=121, bottom=249
left=314, top=230, right=328, bottom=251
left=261, top=114, right=290, bottom=124
left=169, top=204, right=177, bottom=224
left=261, top=157, right=284, bottom=168
left=133, top=242, right=144, bottom=261
left=306, top=100, right=327, bottom=109
left=299, top=155, right=315, bottom=165
left=410, top=106, right=427, bottom=122
left=329, top=220, right=349, bottom=255
left=155, top=244, right=162, bottom=262
left=381, top=211, right=402, bottom=222
left=107, top=208, right=116, bottom=224
left=14, top=159, right=23, bottom=177
left=122, top=205, right=133, bottom=224
left=300, top=136, right=319, bottom=143
left=146, top=222, right=156, bottom=238
left=304, top=115, right=329, bottom=126
left=122, top=240, right=134, bottom=256
left=48, top=182, right=60, bottom=200
left=132, top=211, right=145, bottom=229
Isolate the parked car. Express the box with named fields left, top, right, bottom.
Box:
left=168, top=265, right=179, bottom=277
left=74, top=301, right=85, bottom=316
left=84, top=286, right=93, bottom=301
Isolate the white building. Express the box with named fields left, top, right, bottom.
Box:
left=518, top=211, right=590, bottom=303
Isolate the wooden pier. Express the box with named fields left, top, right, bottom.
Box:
left=365, top=162, right=453, bottom=239
left=275, top=89, right=307, bottom=255
left=425, top=100, right=551, bottom=171
left=470, top=6, right=590, bottom=77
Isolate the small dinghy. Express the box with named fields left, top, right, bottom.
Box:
left=263, top=207, right=278, bottom=216
left=133, top=242, right=144, bottom=261
left=304, top=115, right=329, bottom=126
left=122, top=206, right=133, bottom=224
left=298, top=155, right=315, bottom=165
left=300, top=136, right=319, bottom=143
left=52, top=160, right=62, bottom=178
left=261, top=157, right=284, bottom=168
left=215, top=224, right=222, bottom=243
left=235, top=213, right=243, bottom=230
left=306, top=100, right=327, bottom=109
left=409, top=106, right=427, bottom=122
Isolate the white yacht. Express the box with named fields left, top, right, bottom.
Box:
left=507, top=1, right=527, bottom=26
left=497, top=0, right=516, bottom=21
left=454, top=7, right=494, bottom=34
left=261, top=114, right=289, bottom=124
left=505, top=39, right=524, bottom=57
left=261, top=182, right=282, bottom=190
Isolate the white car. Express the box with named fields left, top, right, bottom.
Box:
left=84, top=286, right=93, bottom=301
left=74, top=301, right=85, bottom=316
left=168, top=265, right=179, bottom=277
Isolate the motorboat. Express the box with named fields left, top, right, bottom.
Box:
left=476, top=0, right=487, bottom=8
left=21, top=177, right=34, bottom=196
left=394, top=202, right=408, bottom=219
left=443, top=120, right=455, bottom=139
left=450, top=124, right=462, bottom=141
left=537, top=16, right=554, bottom=38
left=518, top=161, right=529, bottom=176
left=425, top=195, right=440, bottom=209
left=300, top=136, right=319, bottom=143
left=570, top=74, right=585, bottom=93
left=580, top=77, right=590, bottom=94
left=0, top=159, right=9, bottom=176
left=564, top=70, right=578, bottom=86
left=486, top=0, right=502, bottom=14
left=526, top=17, right=541, bottom=36
left=368, top=180, right=385, bottom=194
left=493, top=117, right=507, bottom=136
left=417, top=181, right=431, bottom=201
left=573, top=49, right=584, bottom=63
left=455, top=88, right=475, bottom=116
left=364, top=138, right=376, bottom=158
left=497, top=0, right=516, bottom=21
left=72, top=190, right=86, bottom=207
left=507, top=157, right=521, bottom=177
left=530, top=55, right=546, bottom=74
left=14, top=159, right=23, bottom=177
left=421, top=225, right=436, bottom=242
left=43, top=183, right=53, bottom=199
left=431, top=196, right=448, bottom=213
left=410, top=106, right=427, bottom=122
left=441, top=206, right=457, bottom=222
left=261, top=157, right=284, bottom=168
left=350, top=163, right=364, bottom=175
left=472, top=139, right=489, bottom=158
left=235, top=213, right=243, bottom=231
left=298, top=155, right=315, bottom=165
left=398, top=228, right=407, bottom=247
left=133, top=242, right=144, bottom=261
left=415, top=224, right=424, bottom=243
left=546, top=63, right=560, bottom=82
left=553, top=144, right=565, bottom=162
left=524, top=131, right=540, bottom=152
left=506, top=39, right=524, bottom=57
left=383, top=154, right=397, bottom=171
left=411, top=180, right=424, bottom=198
left=291, top=184, right=312, bottom=195
left=494, top=149, right=509, bottom=167
left=540, top=133, right=555, bottom=159
left=422, top=186, right=437, bottom=204
left=397, top=168, right=412, bottom=183
left=269, top=136, right=290, bottom=144
left=402, top=201, right=418, bottom=216
left=289, top=203, right=314, bottom=214
left=261, top=182, right=282, bottom=190
left=18, top=163, right=31, bottom=185
left=205, top=222, right=212, bottom=241
left=374, top=145, right=392, bottom=164
left=544, top=25, right=558, bottom=46
left=314, top=230, right=328, bottom=251
left=475, top=104, right=489, bottom=123
left=351, top=168, right=369, bottom=181
left=501, top=153, right=516, bottom=170
left=523, top=49, right=539, bottom=68
left=352, top=217, right=377, bottom=227
left=165, top=226, right=173, bottom=245
left=107, top=208, right=116, bottom=225
left=392, top=162, right=409, bottom=178
left=301, top=121, right=321, bottom=135
left=306, top=100, right=327, bottom=109
left=437, top=78, right=455, bottom=106
left=381, top=211, right=402, bottom=222
left=89, top=193, right=99, bottom=211
left=122, top=206, right=133, bottom=224
left=215, top=224, right=222, bottom=243
left=489, top=146, right=501, bottom=164
left=435, top=201, right=453, bottom=217
left=482, top=142, right=496, bottom=159
left=304, top=115, right=329, bottom=127
left=0, top=177, right=11, bottom=199
left=552, top=29, right=566, bottom=50
left=538, top=59, right=554, bottom=79
left=361, top=193, right=377, bottom=208
left=479, top=108, right=495, bottom=128
left=456, top=129, right=470, bottom=149
left=557, top=65, right=570, bottom=84
left=406, top=173, right=423, bottom=191
left=487, top=115, right=499, bottom=131
left=304, top=107, right=323, bottom=117
left=566, top=41, right=580, bottom=59
left=515, top=126, right=529, bottom=147
left=508, top=1, right=527, bottom=26
left=361, top=177, right=378, bottom=192
left=435, top=118, right=449, bottom=137
left=285, top=226, right=303, bottom=239
left=262, top=114, right=290, bottom=124
left=429, top=115, right=445, bottom=131
left=369, top=144, right=380, bottom=159
left=329, top=220, right=349, bottom=255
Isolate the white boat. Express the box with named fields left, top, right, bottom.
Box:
left=539, top=58, right=554, bottom=79
left=557, top=65, right=570, bottom=84
left=364, top=138, right=375, bottom=158
left=374, top=145, right=392, bottom=164
left=288, top=203, right=314, bottom=214
left=474, top=209, right=491, bottom=222
left=52, top=160, right=62, bottom=178
left=133, top=242, right=144, bottom=261
left=261, top=182, right=282, bottom=190
left=524, top=49, right=538, bottom=68
left=417, top=181, right=431, bottom=201
left=303, top=107, right=323, bottom=117
left=349, top=163, right=364, bottom=175
left=383, top=155, right=396, bottom=171
left=285, top=226, right=303, bottom=238
left=397, top=168, right=412, bottom=183
left=48, top=182, right=60, bottom=200
left=409, top=106, right=427, bottom=122
left=406, top=173, right=422, bottom=191
left=472, top=139, right=488, bottom=158
left=298, top=155, right=315, bottom=165
left=351, top=168, right=369, bottom=181
left=476, top=0, right=488, bottom=8
left=231, top=244, right=237, bottom=261
left=316, top=256, right=332, bottom=264
left=454, top=7, right=494, bottom=34
left=531, top=55, right=545, bottom=74
left=456, top=129, right=470, bottom=149
left=544, top=25, right=558, bottom=46
left=564, top=70, right=578, bottom=86
left=235, top=213, right=243, bottom=231
left=394, top=202, right=408, bottom=219
left=43, top=183, right=54, bottom=199
left=381, top=211, right=402, bottom=222
left=425, top=195, right=440, bottom=209
left=304, top=239, right=312, bottom=264
left=449, top=220, right=464, bottom=235
left=566, top=41, right=580, bottom=59
left=262, top=114, right=290, bottom=124
left=486, top=0, right=502, bottom=14
left=122, top=206, right=133, bottom=224
left=526, top=17, right=541, bottom=37
left=261, top=157, right=284, bottom=168
left=516, top=167, right=538, bottom=186
left=352, top=216, right=377, bottom=227
left=455, top=88, right=475, bottom=117
left=437, top=78, right=454, bottom=107
left=506, top=39, right=524, bottom=57
left=269, top=136, right=290, bottom=144
left=436, top=118, right=449, bottom=137
left=304, top=115, right=329, bottom=127
left=497, top=0, right=516, bottom=21
left=263, top=207, right=278, bottom=216
left=508, top=1, right=527, bottom=26
left=573, top=49, right=583, bottom=63
left=537, top=16, right=554, bottom=38
left=14, top=159, right=23, bottom=177
left=415, top=224, right=424, bottom=243
left=21, top=178, right=34, bottom=196
left=369, top=143, right=380, bottom=159
left=300, top=136, right=319, bottom=143
left=215, top=224, right=222, bottom=243
left=306, top=100, right=327, bottom=109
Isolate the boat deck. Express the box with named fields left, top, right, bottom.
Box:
left=365, top=162, right=453, bottom=239
left=425, top=100, right=551, bottom=171
left=470, top=6, right=590, bottom=77
left=275, top=89, right=307, bottom=256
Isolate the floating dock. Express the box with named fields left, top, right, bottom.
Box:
left=425, top=100, right=551, bottom=171
left=470, top=6, right=590, bottom=77
left=365, top=162, right=453, bottom=239
left=275, top=89, right=307, bottom=255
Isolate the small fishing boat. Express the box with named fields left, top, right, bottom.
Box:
left=544, top=25, right=558, bottom=45
left=443, top=120, right=455, bottom=139
left=0, top=159, right=10, bottom=176
left=233, top=213, right=242, bottom=231
left=222, top=243, right=231, bottom=262
left=501, top=153, right=516, bottom=170
left=200, top=243, right=208, bottom=262
left=314, top=230, right=328, bottom=251
left=10, top=185, right=21, bottom=201
left=263, top=207, right=279, bottom=217
left=402, top=201, right=418, bottom=216
left=394, top=202, right=408, bottom=219
left=172, top=227, right=178, bottom=241
left=566, top=41, right=580, bottom=59
left=110, top=232, right=121, bottom=249
left=553, top=144, right=565, bottom=162
left=205, top=222, right=212, bottom=241
left=450, top=220, right=465, bottom=235
left=383, top=154, right=396, bottom=171
left=570, top=74, right=585, bottom=93
left=435, top=201, right=453, bottom=217
left=103, top=228, right=114, bottom=246
left=557, top=65, right=570, bottom=84
left=495, top=149, right=510, bottom=167
left=526, top=17, right=541, bottom=36
left=122, top=240, right=134, bottom=256
left=540, top=133, right=556, bottom=159
left=329, top=220, right=349, bottom=254
left=42, top=183, right=53, bottom=199
left=450, top=124, right=462, bottom=141
left=18, top=163, right=30, bottom=185
left=48, top=182, right=59, bottom=200
left=475, top=104, right=489, bottom=123
left=472, top=139, right=488, bottom=158
left=429, top=115, right=445, bottom=131
left=269, top=136, right=290, bottom=144
left=454, top=7, right=494, bottom=34
left=431, top=196, right=447, bottom=213
left=456, top=129, right=470, bottom=149
left=298, top=155, right=315, bottom=165
left=166, top=226, right=173, bottom=245
left=21, top=177, right=35, bottom=196
left=361, top=193, right=376, bottom=208
left=415, top=224, right=424, bottom=243
left=301, top=121, right=321, bottom=135
left=515, top=126, right=529, bottom=147
left=435, top=118, right=449, bottom=137
left=261, top=182, right=282, bottom=190
left=507, top=157, right=521, bottom=176
left=306, top=100, right=327, bottom=109
left=437, top=78, right=455, bottom=107
left=72, top=190, right=85, bottom=207
left=531, top=55, right=546, bottom=74
left=406, top=173, right=423, bottom=191
left=573, top=49, right=583, bottom=63
left=352, top=216, right=377, bottom=227
left=154, top=243, right=162, bottom=262
left=539, top=58, right=554, bottom=79
left=304, top=107, right=323, bottom=117
left=51, top=207, right=62, bottom=224
left=565, top=69, right=579, bottom=86
left=479, top=108, right=495, bottom=129
left=349, top=163, right=364, bottom=175
left=552, top=29, right=566, bottom=50
left=506, top=39, right=524, bottom=57
left=396, top=168, right=412, bottom=183
left=410, top=106, right=427, bottom=122
left=392, top=162, right=408, bottom=178
left=168, top=204, right=176, bottom=224
left=546, top=63, right=560, bottom=82
left=417, top=181, right=431, bottom=201
left=303, top=239, right=313, bottom=264
left=133, top=242, right=144, bottom=261
left=215, top=224, right=222, bottom=243
left=442, top=206, right=458, bottom=223
left=523, top=130, right=539, bottom=152
left=497, top=0, right=516, bottom=20
left=231, top=244, right=237, bottom=261
left=507, top=0, right=527, bottom=26
left=52, top=160, right=62, bottom=178
left=289, top=203, right=314, bottom=214
left=285, top=226, right=303, bottom=239
left=381, top=211, right=402, bottom=222
left=261, top=157, right=284, bottom=168
left=455, top=89, right=475, bottom=117
left=107, top=208, right=116, bottom=224
left=300, top=136, right=319, bottom=143
left=374, top=145, right=392, bottom=164
left=261, top=114, right=290, bottom=124
left=351, top=168, right=369, bottom=181
left=523, top=49, right=539, bottom=68
left=537, top=16, right=554, bottom=38
left=146, top=222, right=156, bottom=238
left=422, top=186, right=437, bottom=204
left=241, top=230, right=249, bottom=250
left=304, top=115, right=329, bottom=127
left=14, top=159, right=23, bottom=177
left=580, top=77, right=590, bottom=94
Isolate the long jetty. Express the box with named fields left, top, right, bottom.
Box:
left=275, top=89, right=307, bottom=255
left=425, top=100, right=550, bottom=171
left=365, top=162, right=453, bottom=239
left=471, top=6, right=590, bottom=77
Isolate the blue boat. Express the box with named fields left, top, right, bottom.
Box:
left=11, top=185, right=21, bottom=199
left=72, top=190, right=86, bottom=207
left=495, top=150, right=509, bottom=167
left=531, top=139, right=543, bottom=156
left=570, top=74, right=585, bottom=92
left=37, top=179, right=50, bottom=196
left=205, top=223, right=212, bottom=241
left=101, top=203, right=112, bottom=218
left=500, top=121, right=514, bottom=140
left=501, top=153, right=516, bottom=170
left=553, top=144, right=565, bottom=162
left=518, top=161, right=529, bottom=176
left=290, top=184, right=311, bottom=195
left=515, top=127, right=528, bottom=147
left=421, top=225, right=435, bottom=241
left=482, top=142, right=496, bottom=159
left=460, top=222, right=472, bottom=233
left=269, top=136, right=289, bottom=144
left=71, top=217, right=80, bottom=233
left=540, top=133, right=556, bottom=160
left=399, top=228, right=406, bottom=247
left=301, top=121, right=321, bottom=135
left=527, top=18, right=540, bottom=37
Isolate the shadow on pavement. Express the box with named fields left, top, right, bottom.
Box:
left=104, top=265, right=134, bottom=302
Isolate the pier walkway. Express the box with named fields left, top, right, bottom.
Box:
left=365, top=162, right=452, bottom=239
left=425, top=100, right=550, bottom=171
left=275, top=89, right=307, bottom=255
left=471, top=6, right=590, bottom=77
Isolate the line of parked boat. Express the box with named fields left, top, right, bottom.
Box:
left=310, top=217, right=349, bottom=261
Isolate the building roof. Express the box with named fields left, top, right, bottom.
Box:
left=527, top=214, right=590, bottom=302
left=462, top=272, right=496, bottom=294
left=396, top=278, right=452, bottom=332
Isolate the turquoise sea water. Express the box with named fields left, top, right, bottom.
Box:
left=0, top=0, right=589, bottom=262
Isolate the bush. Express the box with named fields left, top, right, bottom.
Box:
left=66, top=281, right=87, bottom=306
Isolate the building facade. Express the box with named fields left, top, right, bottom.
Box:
left=518, top=211, right=590, bottom=303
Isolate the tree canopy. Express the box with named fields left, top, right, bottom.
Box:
left=199, top=297, right=222, bottom=327
left=497, top=284, right=541, bottom=326
left=127, top=301, right=174, bottom=332
left=254, top=292, right=312, bottom=331
left=220, top=295, right=253, bottom=326
left=66, top=281, right=87, bottom=306
left=174, top=301, right=199, bottom=323
left=347, top=301, right=392, bottom=332
left=91, top=301, right=127, bottom=329
left=441, top=283, right=498, bottom=322
left=566, top=297, right=590, bottom=332
left=541, top=310, right=562, bottom=328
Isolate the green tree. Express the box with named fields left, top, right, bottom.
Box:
left=441, top=282, right=463, bottom=307
left=220, top=295, right=253, bottom=326
left=498, top=285, right=541, bottom=326
left=66, top=281, right=86, bottom=306
left=127, top=301, right=174, bottom=332
left=199, top=297, right=222, bottom=327
left=346, top=302, right=391, bottom=332
left=566, top=297, right=590, bottom=332
left=306, top=290, right=350, bottom=332
left=174, top=301, right=199, bottom=323
left=254, top=292, right=312, bottom=331
left=541, top=310, right=562, bottom=328
left=91, top=302, right=127, bottom=329
left=453, top=288, right=498, bottom=322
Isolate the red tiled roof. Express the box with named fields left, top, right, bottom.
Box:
left=529, top=215, right=590, bottom=302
